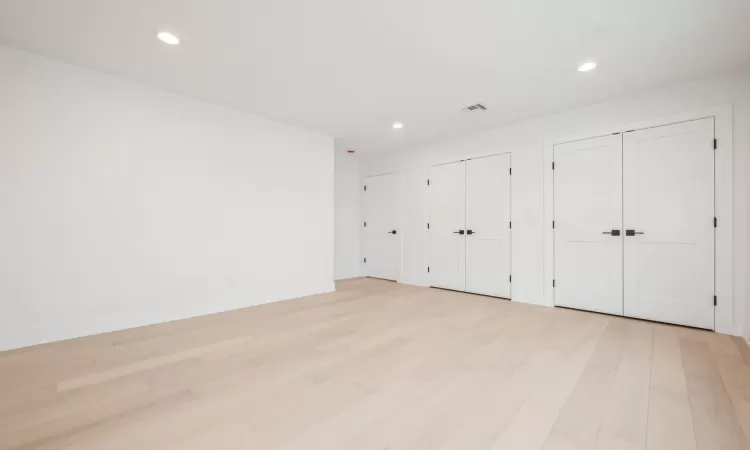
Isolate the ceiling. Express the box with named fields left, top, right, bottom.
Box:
left=2, top=0, right=750, bottom=152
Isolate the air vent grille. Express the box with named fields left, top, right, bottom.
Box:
left=462, top=104, right=487, bottom=112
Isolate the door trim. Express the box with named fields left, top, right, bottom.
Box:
left=543, top=105, right=734, bottom=335
left=428, top=151, right=512, bottom=168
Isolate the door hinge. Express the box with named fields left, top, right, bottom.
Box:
left=427, top=179, right=430, bottom=186
left=552, top=162, right=555, bottom=170
left=553, top=279, right=556, bottom=287
left=364, top=257, right=367, bottom=263
left=509, top=221, right=512, bottom=229
left=509, top=168, right=512, bottom=175
left=364, top=185, right=367, bottom=191
left=364, top=222, right=367, bottom=227
left=714, top=295, right=717, bottom=306
left=509, top=275, right=512, bottom=283
left=714, top=217, right=717, bottom=228
left=427, top=266, right=430, bottom=273
left=714, top=139, right=717, bottom=150
left=552, top=221, right=555, bottom=229
left=427, top=222, right=430, bottom=230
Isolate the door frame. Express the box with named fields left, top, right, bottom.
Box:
left=543, top=105, right=734, bottom=335
left=361, top=172, right=402, bottom=282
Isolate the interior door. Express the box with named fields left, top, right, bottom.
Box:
left=465, top=154, right=511, bottom=298
left=623, top=118, right=715, bottom=329
left=554, top=134, right=624, bottom=315
left=363, top=173, right=400, bottom=281
left=428, top=161, right=466, bottom=291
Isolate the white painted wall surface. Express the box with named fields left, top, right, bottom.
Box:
left=360, top=68, right=750, bottom=338
left=0, top=46, right=334, bottom=351
left=334, top=148, right=360, bottom=280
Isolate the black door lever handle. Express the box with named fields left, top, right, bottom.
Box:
left=453, top=230, right=465, bottom=235
left=602, top=230, right=620, bottom=236
left=388, top=230, right=397, bottom=234
left=466, top=230, right=475, bottom=235
left=625, top=230, right=644, bottom=236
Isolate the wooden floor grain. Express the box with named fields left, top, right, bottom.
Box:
left=1, top=278, right=749, bottom=450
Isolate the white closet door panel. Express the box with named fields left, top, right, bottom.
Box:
left=428, top=161, right=466, bottom=291
left=554, top=135, right=623, bottom=315
left=364, top=173, right=400, bottom=281
left=465, top=154, right=511, bottom=298
left=623, top=118, right=714, bottom=329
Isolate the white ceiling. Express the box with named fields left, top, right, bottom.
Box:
left=2, top=0, right=750, bottom=152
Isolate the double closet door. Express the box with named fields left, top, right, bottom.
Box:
left=554, top=118, right=715, bottom=329
left=428, top=154, right=511, bottom=299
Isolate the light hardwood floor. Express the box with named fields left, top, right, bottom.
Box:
left=1, top=278, right=749, bottom=450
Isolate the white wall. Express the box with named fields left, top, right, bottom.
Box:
left=360, top=68, right=750, bottom=338
left=0, top=46, right=335, bottom=351
left=334, top=148, right=360, bottom=279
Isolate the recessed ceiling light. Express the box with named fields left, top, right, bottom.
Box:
left=392, top=122, right=404, bottom=129
left=578, top=61, right=597, bottom=72
left=157, top=32, right=180, bottom=45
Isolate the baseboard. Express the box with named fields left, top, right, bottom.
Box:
left=0, top=282, right=336, bottom=352
left=334, top=275, right=363, bottom=281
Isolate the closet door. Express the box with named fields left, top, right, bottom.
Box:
left=363, top=173, right=400, bottom=281
left=465, top=154, right=511, bottom=298
left=428, top=161, right=466, bottom=291
left=623, top=118, right=714, bottom=329
left=554, top=135, right=623, bottom=315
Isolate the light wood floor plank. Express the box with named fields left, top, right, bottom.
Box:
left=645, top=325, right=697, bottom=450
left=593, top=320, right=653, bottom=450
left=731, top=337, right=750, bottom=367
left=680, top=335, right=750, bottom=450
left=541, top=319, right=628, bottom=450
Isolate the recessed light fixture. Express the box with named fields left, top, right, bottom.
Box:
left=578, top=61, right=597, bottom=72
left=392, top=122, right=404, bottom=129
left=157, top=32, right=180, bottom=45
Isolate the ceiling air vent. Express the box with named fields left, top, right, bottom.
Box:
left=462, top=104, right=487, bottom=112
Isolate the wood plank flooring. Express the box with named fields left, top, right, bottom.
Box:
left=1, top=278, right=749, bottom=449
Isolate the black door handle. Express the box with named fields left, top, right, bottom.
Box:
left=466, top=230, right=475, bottom=235
left=453, top=230, right=465, bottom=235
left=602, top=230, right=621, bottom=236
left=388, top=230, right=397, bottom=235
left=625, top=230, right=645, bottom=236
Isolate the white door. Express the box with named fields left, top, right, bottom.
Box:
left=465, top=154, right=512, bottom=298
left=623, top=119, right=715, bottom=329
left=554, top=134, right=624, bottom=315
left=363, top=173, right=400, bottom=281
left=428, top=161, right=466, bottom=291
